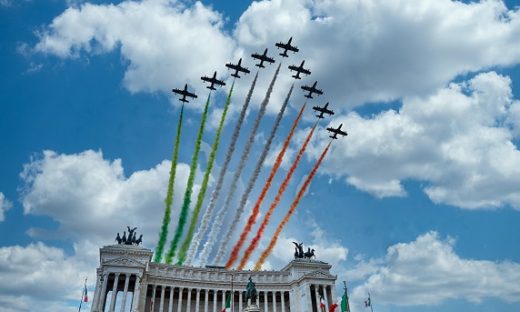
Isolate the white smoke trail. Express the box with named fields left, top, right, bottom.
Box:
left=216, top=83, right=294, bottom=265
left=198, top=64, right=281, bottom=266
left=184, top=73, right=259, bottom=265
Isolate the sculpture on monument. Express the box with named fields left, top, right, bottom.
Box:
left=115, top=226, right=143, bottom=246
left=245, top=276, right=258, bottom=302
left=292, top=241, right=304, bottom=258
left=292, top=242, right=316, bottom=259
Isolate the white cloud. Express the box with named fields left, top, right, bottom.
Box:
left=0, top=192, right=12, bottom=222
left=34, top=0, right=520, bottom=111
left=19, top=149, right=200, bottom=247
left=35, top=0, right=235, bottom=109
left=235, top=0, right=520, bottom=108
left=305, top=71, right=520, bottom=209
left=349, top=232, right=520, bottom=306
left=0, top=242, right=94, bottom=312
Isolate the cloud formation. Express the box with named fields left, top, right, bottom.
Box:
left=349, top=231, right=520, bottom=306
left=307, top=71, right=520, bottom=209
left=35, top=0, right=235, bottom=109
left=35, top=0, right=520, bottom=109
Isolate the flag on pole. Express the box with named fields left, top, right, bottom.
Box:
left=221, top=293, right=231, bottom=312
left=319, top=293, right=326, bottom=312
left=82, top=283, right=88, bottom=302
left=341, top=291, right=349, bottom=312
left=329, top=302, right=339, bottom=312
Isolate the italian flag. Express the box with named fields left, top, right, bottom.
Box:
left=319, top=294, right=326, bottom=312
left=221, top=293, right=231, bottom=312
left=82, top=284, right=88, bottom=302
left=341, top=292, right=350, bottom=312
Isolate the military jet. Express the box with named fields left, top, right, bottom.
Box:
left=276, top=37, right=299, bottom=57
left=201, top=71, right=226, bottom=90
left=226, top=58, right=250, bottom=78
left=172, top=84, right=198, bottom=103
left=251, top=48, right=275, bottom=68
left=313, top=102, right=334, bottom=119
left=327, top=123, right=348, bottom=139
left=301, top=81, right=323, bottom=99
left=288, top=60, right=311, bottom=79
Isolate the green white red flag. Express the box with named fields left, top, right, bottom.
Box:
left=221, top=293, right=231, bottom=312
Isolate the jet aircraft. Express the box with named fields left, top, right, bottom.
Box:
left=226, top=58, right=250, bottom=78
left=312, top=102, right=334, bottom=119
left=276, top=37, right=299, bottom=57
left=251, top=48, right=275, bottom=68
left=327, top=124, right=348, bottom=139
left=201, top=71, right=226, bottom=90
left=172, top=84, right=198, bottom=103
left=301, top=81, right=323, bottom=99
left=288, top=60, right=311, bottom=79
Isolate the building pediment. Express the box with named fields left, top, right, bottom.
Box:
left=103, top=256, right=147, bottom=268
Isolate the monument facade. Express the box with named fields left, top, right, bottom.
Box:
left=91, top=244, right=337, bottom=312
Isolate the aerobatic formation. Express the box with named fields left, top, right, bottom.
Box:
left=156, top=37, right=347, bottom=269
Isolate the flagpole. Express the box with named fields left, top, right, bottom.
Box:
left=342, top=281, right=351, bottom=312
left=78, top=277, right=87, bottom=312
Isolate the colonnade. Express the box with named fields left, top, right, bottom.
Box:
left=92, top=272, right=140, bottom=312
left=143, top=284, right=291, bottom=312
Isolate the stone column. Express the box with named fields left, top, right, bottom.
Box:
left=159, top=285, right=166, bottom=312
left=221, top=290, right=226, bottom=310
left=239, top=291, right=243, bottom=311
left=304, top=284, right=313, bottom=312
left=195, top=288, right=201, bottom=312
left=168, top=287, right=174, bottom=312
left=109, top=273, right=120, bottom=312
left=187, top=288, right=192, bottom=312
left=120, top=274, right=131, bottom=312
left=131, top=274, right=142, bottom=312
left=151, top=284, right=157, bottom=312
left=177, top=288, right=183, bottom=312
left=272, top=292, right=277, bottom=312
left=92, top=272, right=102, bottom=311
left=204, top=289, right=209, bottom=312
left=263, top=292, right=269, bottom=312
left=255, top=291, right=259, bottom=307
left=97, top=273, right=110, bottom=312
left=212, top=291, right=217, bottom=312
left=314, top=285, right=321, bottom=312
left=281, top=292, right=286, bottom=312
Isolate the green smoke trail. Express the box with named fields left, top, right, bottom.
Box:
left=165, top=94, right=211, bottom=264
left=154, top=105, right=185, bottom=263
left=176, top=82, right=235, bottom=265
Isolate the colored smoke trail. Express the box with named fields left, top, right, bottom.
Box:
left=254, top=141, right=332, bottom=270
left=224, top=94, right=301, bottom=269
left=185, top=73, right=258, bottom=265
left=199, top=65, right=281, bottom=266
left=237, top=123, right=317, bottom=270
left=154, top=105, right=184, bottom=263
left=176, top=82, right=235, bottom=265
left=221, top=83, right=295, bottom=267
left=165, top=94, right=211, bottom=264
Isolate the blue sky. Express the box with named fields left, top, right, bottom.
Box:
left=1, top=0, right=520, bottom=311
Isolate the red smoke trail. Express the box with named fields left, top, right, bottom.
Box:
left=224, top=104, right=307, bottom=269
left=254, top=141, right=332, bottom=270
left=237, top=123, right=317, bottom=270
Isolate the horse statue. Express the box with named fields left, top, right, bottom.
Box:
left=245, top=277, right=257, bottom=302
left=304, top=248, right=315, bottom=259
left=115, top=232, right=122, bottom=244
